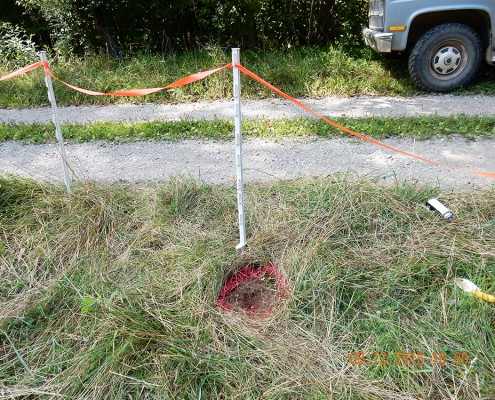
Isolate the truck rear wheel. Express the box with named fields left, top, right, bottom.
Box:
left=408, top=23, right=483, bottom=92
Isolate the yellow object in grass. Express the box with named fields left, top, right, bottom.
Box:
left=455, top=278, right=495, bottom=303
left=472, top=290, right=495, bottom=303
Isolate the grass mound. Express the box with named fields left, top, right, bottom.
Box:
left=1, top=175, right=494, bottom=399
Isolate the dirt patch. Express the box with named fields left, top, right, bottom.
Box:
left=224, top=277, right=277, bottom=315
left=217, top=264, right=287, bottom=318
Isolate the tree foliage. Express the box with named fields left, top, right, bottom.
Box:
left=7, top=0, right=368, bottom=57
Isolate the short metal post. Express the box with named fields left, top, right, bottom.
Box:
left=232, top=48, right=247, bottom=251
left=39, top=51, right=72, bottom=194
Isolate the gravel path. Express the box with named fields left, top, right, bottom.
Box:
left=1, top=137, right=493, bottom=189
left=1, top=95, right=494, bottom=188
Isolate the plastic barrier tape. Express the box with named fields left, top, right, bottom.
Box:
left=41, top=61, right=232, bottom=96
left=0, top=61, right=43, bottom=81
left=236, top=63, right=495, bottom=180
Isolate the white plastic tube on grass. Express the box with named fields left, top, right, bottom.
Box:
left=426, top=198, right=454, bottom=221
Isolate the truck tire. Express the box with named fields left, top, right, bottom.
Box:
left=408, top=23, right=483, bottom=92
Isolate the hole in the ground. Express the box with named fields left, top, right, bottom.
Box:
left=217, top=264, right=287, bottom=318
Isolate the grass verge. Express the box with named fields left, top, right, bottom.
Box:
left=1, top=115, right=495, bottom=143
left=2, top=46, right=494, bottom=109
left=0, top=46, right=413, bottom=108
left=3, top=45, right=495, bottom=109
left=1, top=175, right=495, bottom=399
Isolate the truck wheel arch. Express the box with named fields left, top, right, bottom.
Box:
left=407, top=9, right=491, bottom=49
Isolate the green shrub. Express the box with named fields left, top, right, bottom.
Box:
left=0, top=22, right=38, bottom=66
left=12, top=0, right=368, bottom=57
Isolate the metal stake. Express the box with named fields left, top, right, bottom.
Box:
left=39, top=51, right=72, bottom=194
left=232, top=48, right=247, bottom=251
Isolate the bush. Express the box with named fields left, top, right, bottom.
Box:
left=12, top=0, right=368, bottom=57
left=0, top=22, right=38, bottom=66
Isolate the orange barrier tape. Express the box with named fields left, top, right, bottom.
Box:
left=41, top=61, right=232, bottom=96
left=236, top=63, right=495, bottom=180
left=0, top=61, right=43, bottom=81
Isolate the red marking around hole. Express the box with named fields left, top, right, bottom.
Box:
left=217, top=264, right=287, bottom=317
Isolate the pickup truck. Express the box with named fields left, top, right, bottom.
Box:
left=362, top=0, right=495, bottom=92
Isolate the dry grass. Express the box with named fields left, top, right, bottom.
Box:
left=1, top=174, right=494, bottom=399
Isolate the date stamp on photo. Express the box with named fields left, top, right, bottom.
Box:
left=349, top=351, right=470, bottom=367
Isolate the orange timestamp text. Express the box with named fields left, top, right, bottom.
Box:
left=349, top=351, right=469, bottom=367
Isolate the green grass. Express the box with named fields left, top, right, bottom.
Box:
left=1, top=175, right=495, bottom=398
left=0, top=46, right=431, bottom=108
left=1, top=115, right=495, bottom=143
left=2, top=46, right=494, bottom=109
